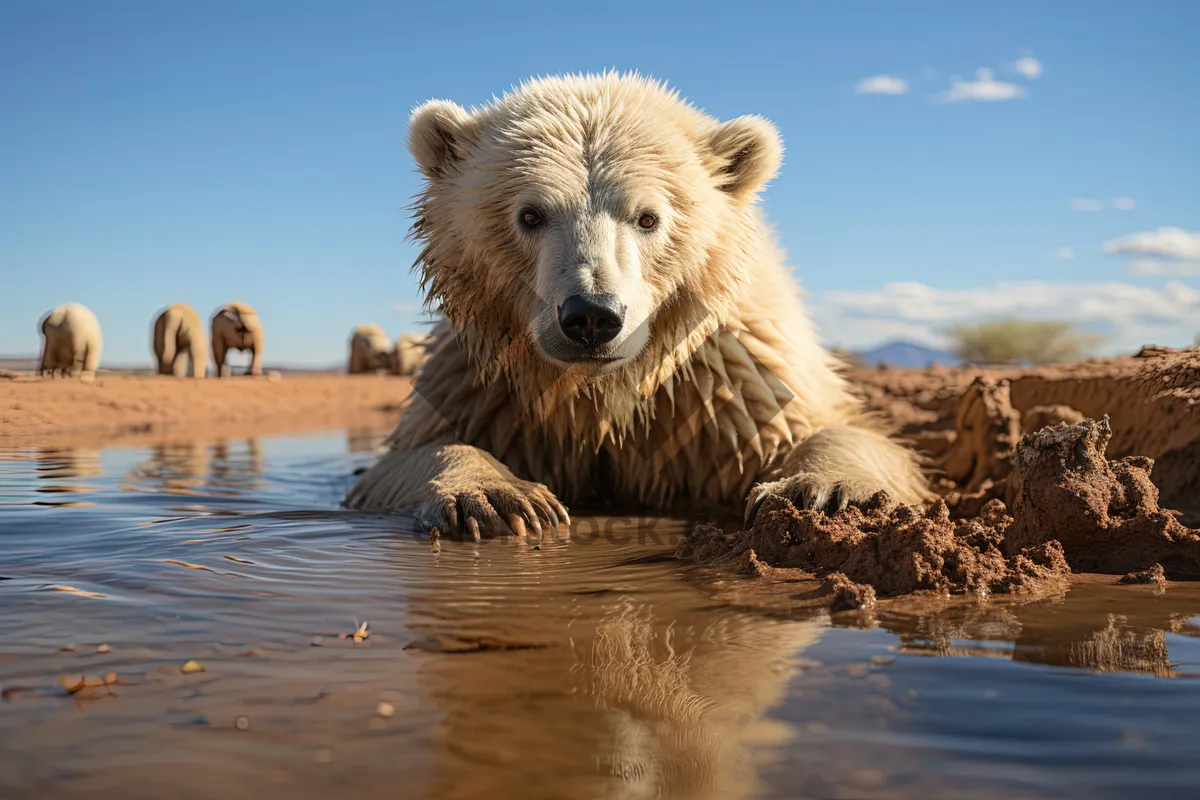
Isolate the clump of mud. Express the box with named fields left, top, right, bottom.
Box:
left=1004, top=417, right=1200, bottom=577
left=680, top=415, right=1200, bottom=603
left=679, top=493, right=1071, bottom=600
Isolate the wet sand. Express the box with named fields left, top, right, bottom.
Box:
left=0, top=373, right=411, bottom=448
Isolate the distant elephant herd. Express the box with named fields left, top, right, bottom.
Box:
left=36, top=301, right=428, bottom=380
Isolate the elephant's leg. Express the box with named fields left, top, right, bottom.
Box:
left=158, top=328, right=177, bottom=375
left=189, top=342, right=207, bottom=379
left=248, top=338, right=263, bottom=376
left=82, top=340, right=100, bottom=376
left=214, top=340, right=229, bottom=378
left=38, top=344, right=49, bottom=377
left=170, top=350, right=187, bottom=378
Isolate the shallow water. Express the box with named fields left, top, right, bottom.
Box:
left=2, top=431, right=1200, bottom=800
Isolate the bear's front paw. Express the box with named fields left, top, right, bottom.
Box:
left=744, top=473, right=881, bottom=527
left=419, top=477, right=570, bottom=541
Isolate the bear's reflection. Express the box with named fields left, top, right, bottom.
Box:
left=398, top=519, right=821, bottom=800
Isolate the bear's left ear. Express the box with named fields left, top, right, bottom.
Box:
left=705, top=115, right=784, bottom=200
left=409, top=99, right=477, bottom=178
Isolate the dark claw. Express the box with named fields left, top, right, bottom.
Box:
left=537, top=497, right=559, bottom=529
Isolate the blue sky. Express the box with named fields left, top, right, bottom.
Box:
left=2, top=0, right=1197, bottom=365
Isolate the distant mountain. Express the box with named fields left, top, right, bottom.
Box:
left=856, top=340, right=962, bottom=369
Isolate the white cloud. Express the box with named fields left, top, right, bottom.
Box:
left=1012, top=55, right=1044, bottom=79
left=1103, top=227, right=1200, bottom=261
left=936, top=69, right=1027, bottom=103
left=1111, top=196, right=1136, bottom=211
left=855, top=75, right=909, bottom=95
left=812, top=280, right=1200, bottom=355
left=1056, top=246, right=1076, bottom=260
left=1129, top=259, right=1200, bottom=276
left=1071, top=198, right=1104, bottom=212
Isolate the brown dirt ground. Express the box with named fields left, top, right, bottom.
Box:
left=679, top=346, right=1200, bottom=607
left=0, top=373, right=411, bottom=448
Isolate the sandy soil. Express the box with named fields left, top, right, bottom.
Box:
left=849, top=345, right=1200, bottom=516
left=0, top=373, right=411, bottom=448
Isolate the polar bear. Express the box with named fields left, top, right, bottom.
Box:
left=39, top=302, right=103, bottom=379
left=210, top=302, right=264, bottom=377
left=153, top=303, right=207, bottom=378
left=348, top=323, right=394, bottom=374
left=390, top=331, right=429, bottom=377
left=347, top=73, right=929, bottom=536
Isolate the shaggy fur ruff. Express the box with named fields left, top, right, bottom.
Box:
left=347, top=73, right=929, bottom=527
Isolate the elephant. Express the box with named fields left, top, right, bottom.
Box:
left=348, top=323, right=394, bottom=374
left=390, top=331, right=429, bottom=377
left=152, top=303, right=208, bottom=378
left=210, top=302, right=264, bottom=377
left=38, top=302, right=103, bottom=379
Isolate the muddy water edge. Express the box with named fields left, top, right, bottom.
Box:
left=2, top=429, right=1200, bottom=800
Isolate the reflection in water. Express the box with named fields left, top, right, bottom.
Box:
left=581, top=602, right=810, bottom=799
left=126, top=440, right=212, bottom=495
left=123, top=438, right=265, bottom=496
left=33, top=446, right=103, bottom=494
left=210, top=438, right=263, bottom=493
left=399, top=533, right=820, bottom=800
left=2, top=436, right=1200, bottom=800
left=875, top=582, right=1200, bottom=677
left=345, top=425, right=388, bottom=454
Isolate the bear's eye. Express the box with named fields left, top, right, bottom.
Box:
left=637, top=213, right=658, bottom=231
left=519, top=207, right=543, bottom=229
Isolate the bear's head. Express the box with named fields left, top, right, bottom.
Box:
left=407, top=72, right=783, bottom=388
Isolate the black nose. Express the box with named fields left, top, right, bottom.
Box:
left=558, top=293, right=626, bottom=347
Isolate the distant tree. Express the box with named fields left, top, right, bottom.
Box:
left=946, top=318, right=1102, bottom=365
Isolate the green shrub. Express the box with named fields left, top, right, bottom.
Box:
left=946, top=318, right=1102, bottom=365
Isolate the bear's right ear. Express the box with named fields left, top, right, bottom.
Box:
left=705, top=115, right=784, bottom=201
left=408, top=100, right=476, bottom=178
